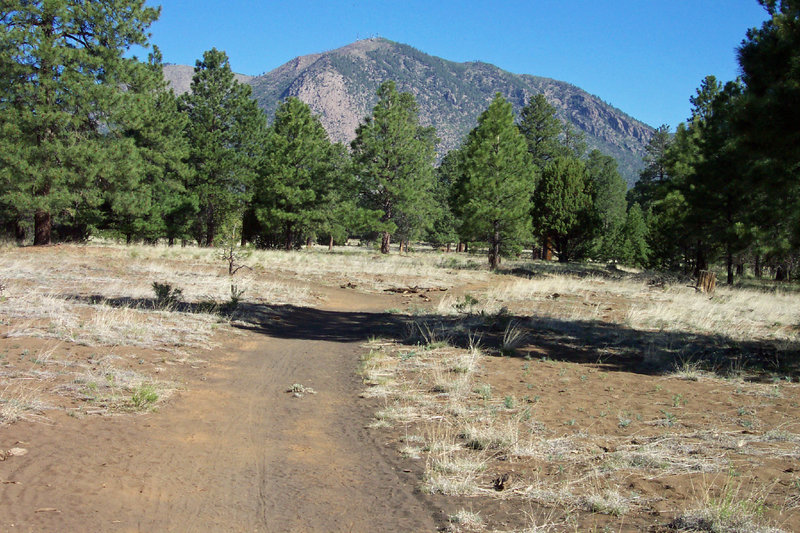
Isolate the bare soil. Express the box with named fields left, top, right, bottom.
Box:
left=1, top=284, right=445, bottom=532
left=1, top=245, right=798, bottom=532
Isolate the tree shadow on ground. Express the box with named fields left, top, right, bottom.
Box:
left=500, top=262, right=694, bottom=287
left=233, top=302, right=800, bottom=381
left=68, top=294, right=800, bottom=381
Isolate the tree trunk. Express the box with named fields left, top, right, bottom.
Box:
left=754, top=254, right=762, bottom=278
left=380, top=231, right=391, bottom=254
left=126, top=233, right=132, bottom=245
left=10, top=218, right=25, bottom=244
left=205, top=205, right=215, bottom=247
left=697, top=270, right=717, bottom=294
left=33, top=210, right=51, bottom=246
left=726, top=250, right=734, bottom=285
left=446, top=243, right=451, bottom=253
left=328, top=235, right=333, bottom=252
left=306, top=236, right=312, bottom=248
left=488, top=225, right=500, bottom=270
left=542, top=236, right=553, bottom=261
left=694, top=241, right=707, bottom=277
left=457, top=242, right=464, bottom=253
left=284, top=224, right=293, bottom=251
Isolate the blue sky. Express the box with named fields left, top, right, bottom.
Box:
left=143, top=0, right=771, bottom=129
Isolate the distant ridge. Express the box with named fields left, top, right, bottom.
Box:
left=162, top=64, right=254, bottom=96
left=164, top=38, right=653, bottom=186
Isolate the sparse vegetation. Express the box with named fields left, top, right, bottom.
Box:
left=0, top=241, right=798, bottom=531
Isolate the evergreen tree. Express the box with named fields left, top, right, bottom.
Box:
left=517, top=94, right=562, bottom=171
left=457, top=94, right=534, bottom=269
left=253, top=97, right=339, bottom=249
left=686, top=81, right=753, bottom=284
left=179, top=48, right=266, bottom=246
left=532, top=156, right=591, bottom=263
left=620, top=203, right=650, bottom=267
left=311, top=142, right=372, bottom=250
left=737, top=0, right=800, bottom=254
left=108, top=48, right=195, bottom=244
left=426, top=149, right=461, bottom=250
left=351, top=81, right=437, bottom=254
left=628, top=125, right=672, bottom=210
left=0, top=0, right=160, bottom=245
left=517, top=94, right=565, bottom=257
left=646, top=190, right=691, bottom=271
left=585, top=150, right=627, bottom=262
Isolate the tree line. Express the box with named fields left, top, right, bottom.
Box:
left=628, top=0, right=800, bottom=283
left=2, top=1, right=798, bottom=283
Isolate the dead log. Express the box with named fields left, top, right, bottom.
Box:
left=383, top=286, right=447, bottom=294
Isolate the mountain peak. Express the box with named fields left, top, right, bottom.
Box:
left=165, top=39, right=652, bottom=185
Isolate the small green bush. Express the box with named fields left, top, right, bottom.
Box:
left=131, top=384, right=158, bottom=410
left=152, top=282, right=183, bottom=309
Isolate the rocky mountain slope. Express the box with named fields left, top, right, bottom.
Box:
left=165, top=39, right=654, bottom=186
left=162, top=64, right=254, bottom=96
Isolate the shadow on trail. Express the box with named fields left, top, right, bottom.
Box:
left=235, top=303, right=409, bottom=343
left=233, top=302, right=800, bottom=381
left=66, top=294, right=800, bottom=380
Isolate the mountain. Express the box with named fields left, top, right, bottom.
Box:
left=162, top=64, right=254, bottom=95
left=164, top=39, right=653, bottom=186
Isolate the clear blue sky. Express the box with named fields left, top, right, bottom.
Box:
left=143, top=0, right=771, bottom=129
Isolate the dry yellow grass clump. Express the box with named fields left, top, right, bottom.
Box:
left=0, top=242, right=315, bottom=426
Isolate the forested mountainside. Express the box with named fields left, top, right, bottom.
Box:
left=165, top=38, right=653, bottom=186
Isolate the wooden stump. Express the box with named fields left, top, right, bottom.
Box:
left=697, top=270, right=716, bottom=294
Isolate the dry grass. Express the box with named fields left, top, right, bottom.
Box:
left=359, top=306, right=796, bottom=531
left=248, top=245, right=491, bottom=292
left=626, top=285, right=800, bottom=343
left=671, top=475, right=785, bottom=533
left=0, top=242, right=302, bottom=423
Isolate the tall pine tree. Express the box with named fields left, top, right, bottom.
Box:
left=351, top=81, right=437, bottom=254
left=252, top=97, right=341, bottom=249
left=457, top=94, right=534, bottom=269
left=179, top=48, right=266, bottom=246
left=0, top=0, right=160, bottom=244
left=107, top=48, right=195, bottom=244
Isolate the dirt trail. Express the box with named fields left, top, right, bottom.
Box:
left=0, top=289, right=440, bottom=532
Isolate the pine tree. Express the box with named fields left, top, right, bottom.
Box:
left=313, top=143, right=372, bottom=250
left=627, top=125, right=672, bottom=210
left=517, top=94, right=562, bottom=171
left=585, top=150, right=627, bottom=262
left=620, top=203, right=650, bottom=267
left=426, top=149, right=461, bottom=250
left=686, top=81, right=753, bottom=284
left=737, top=0, right=800, bottom=258
left=179, top=48, right=266, bottom=246
left=107, top=48, right=195, bottom=244
left=351, top=81, right=437, bottom=254
left=253, top=97, right=339, bottom=249
left=532, top=156, right=591, bottom=263
left=458, top=94, right=534, bottom=269
left=0, top=0, right=160, bottom=245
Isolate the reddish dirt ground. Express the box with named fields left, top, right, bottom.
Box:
left=0, top=288, right=448, bottom=532
left=2, top=246, right=798, bottom=532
